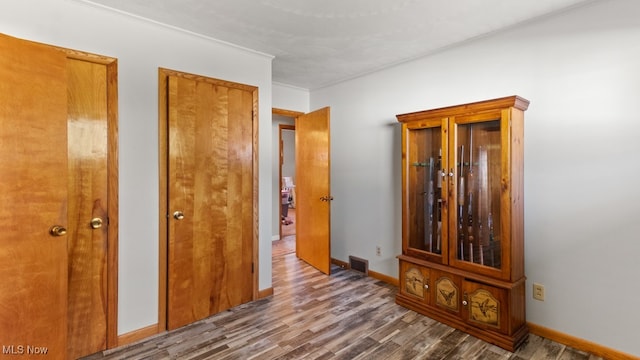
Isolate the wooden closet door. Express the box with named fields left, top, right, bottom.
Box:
left=66, top=57, right=110, bottom=359
left=0, top=34, right=69, bottom=359
left=166, top=74, right=254, bottom=330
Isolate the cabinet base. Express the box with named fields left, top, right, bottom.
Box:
left=396, top=294, right=529, bottom=352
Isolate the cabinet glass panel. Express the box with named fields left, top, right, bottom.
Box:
left=408, top=127, right=443, bottom=255
left=455, top=120, right=501, bottom=269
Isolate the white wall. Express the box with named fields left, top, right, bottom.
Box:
left=273, top=82, right=310, bottom=113
left=0, top=0, right=274, bottom=335
left=281, top=130, right=296, bottom=188
left=312, top=0, right=640, bottom=356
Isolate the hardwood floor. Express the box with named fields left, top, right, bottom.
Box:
left=281, top=207, right=296, bottom=237
left=272, top=235, right=296, bottom=257
left=82, top=254, right=602, bottom=360
left=273, top=207, right=296, bottom=257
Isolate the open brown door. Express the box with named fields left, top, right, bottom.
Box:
left=295, top=107, right=331, bottom=274
left=165, top=72, right=256, bottom=330
left=0, top=34, right=69, bottom=359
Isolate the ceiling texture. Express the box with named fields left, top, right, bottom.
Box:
left=83, top=0, right=596, bottom=90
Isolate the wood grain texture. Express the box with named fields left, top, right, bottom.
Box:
left=273, top=108, right=304, bottom=118
left=0, top=33, right=68, bottom=360
left=273, top=235, right=295, bottom=258
left=116, top=324, right=160, bottom=348
left=251, top=87, right=259, bottom=301
left=157, top=68, right=170, bottom=333
left=66, top=57, right=109, bottom=360
left=509, top=107, right=525, bottom=281
left=167, top=74, right=198, bottom=330
left=82, top=255, right=606, bottom=360
left=9, top=37, right=120, bottom=355
left=105, top=56, right=120, bottom=352
left=166, top=74, right=255, bottom=330
left=295, top=107, right=331, bottom=274
left=396, top=96, right=530, bottom=124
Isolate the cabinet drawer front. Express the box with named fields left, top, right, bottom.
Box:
left=399, top=261, right=430, bottom=304
left=462, top=280, right=509, bottom=334
left=432, top=270, right=462, bottom=315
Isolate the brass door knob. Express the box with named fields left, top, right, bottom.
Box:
left=173, top=211, right=185, bottom=220
left=50, top=225, right=67, bottom=237
left=90, top=218, right=103, bottom=229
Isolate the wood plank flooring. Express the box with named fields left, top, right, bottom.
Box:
left=272, top=235, right=295, bottom=257
left=272, top=233, right=295, bottom=258
left=82, top=254, right=602, bottom=360
left=273, top=208, right=296, bottom=256
left=281, top=208, right=296, bottom=237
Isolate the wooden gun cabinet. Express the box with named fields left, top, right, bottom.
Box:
left=395, top=96, right=529, bottom=351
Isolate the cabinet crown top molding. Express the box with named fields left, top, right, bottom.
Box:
left=396, top=95, right=530, bottom=123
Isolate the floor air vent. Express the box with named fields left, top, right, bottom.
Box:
left=348, top=256, right=369, bottom=275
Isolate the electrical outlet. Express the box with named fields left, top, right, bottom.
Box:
left=533, top=283, right=545, bottom=301
left=376, top=246, right=381, bottom=256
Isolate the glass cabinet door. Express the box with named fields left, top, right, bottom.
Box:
left=407, top=125, right=444, bottom=257
left=453, top=119, right=502, bottom=269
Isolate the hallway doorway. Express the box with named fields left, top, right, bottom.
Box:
left=274, top=122, right=296, bottom=258
left=271, top=107, right=332, bottom=273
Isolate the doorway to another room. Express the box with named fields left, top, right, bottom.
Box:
left=273, top=123, right=296, bottom=257
left=271, top=107, right=332, bottom=274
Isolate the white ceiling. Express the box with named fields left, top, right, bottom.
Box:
left=83, top=0, right=595, bottom=90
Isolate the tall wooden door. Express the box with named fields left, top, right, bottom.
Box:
left=0, top=33, right=117, bottom=359
left=295, top=107, right=331, bottom=274
left=165, top=72, right=256, bottom=330
left=0, top=33, right=69, bottom=359
left=66, top=57, right=111, bottom=359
